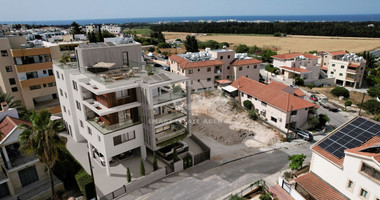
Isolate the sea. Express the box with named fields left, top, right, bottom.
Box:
left=1, top=14, right=380, bottom=25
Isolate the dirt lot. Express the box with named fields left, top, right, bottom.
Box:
left=190, top=92, right=278, bottom=162
left=163, top=32, right=380, bottom=54
left=309, top=87, right=371, bottom=106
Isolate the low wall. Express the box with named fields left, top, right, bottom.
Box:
left=174, top=159, right=183, bottom=172
left=304, top=78, right=335, bottom=86
left=278, top=177, right=305, bottom=200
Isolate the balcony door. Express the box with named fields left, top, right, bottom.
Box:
left=122, top=51, right=129, bottom=66
left=18, top=165, right=39, bottom=187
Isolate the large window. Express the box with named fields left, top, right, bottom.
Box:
left=361, top=163, right=380, bottom=182
left=1, top=50, right=8, bottom=57
left=5, top=66, right=12, bottom=72
left=26, top=71, right=38, bottom=79
left=18, top=165, right=39, bottom=187
left=116, top=90, right=129, bottom=99
left=30, top=85, right=41, bottom=90
left=14, top=54, right=51, bottom=65
left=9, top=78, right=16, bottom=85
left=72, top=81, right=78, bottom=91
left=113, top=131, right=136, bottom=146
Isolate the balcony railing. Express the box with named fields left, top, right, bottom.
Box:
left=6, top=154, right=38, bottom=170
left=156, top=128, right=187, bottom=144
left=87, top=118, right=141, bottom=135
left=153, top=91, right=186, bottom=105
left=346, top=69, right=357, bottom=74
left=154, top=111, right=186, bottom=126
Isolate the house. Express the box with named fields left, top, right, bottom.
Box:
left=169, top=49, right=261, bottom=92
left=53, top=42, right=193, bottom=176
left=0, top=103, right=63, bottom=199
left=320, top=51, right=366, bottom=88
left=294, top=117, right=380, bottom=200
left=229, top=77, right=318, bottom=132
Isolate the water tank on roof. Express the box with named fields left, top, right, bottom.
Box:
left=205, top=48, right=210, bottom=53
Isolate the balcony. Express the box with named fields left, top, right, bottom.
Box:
left=19, top=75, right=55, bottom=88
left=87, top=118, right=141, bottom=135
left=214, top=69, right=222, bottom=74
left=153, top=91, right=186, bottom=105
left=154, top=111, right=186, bottom=126
left=5, top=154, right=38, bottom=170
left=346, top=69, right=357, bottom=74
left=156, top=127, right=187, bottom=144
left=16, top=62, right=53, bottom=73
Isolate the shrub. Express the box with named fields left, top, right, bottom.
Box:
left=318, top=114, right=330, bottom=127
left=259, top=193, right=272, bottom=200
left=265, top=64, right=278, bottom=74
left=273, top=32, right=282, bottom=37
left=308, top=117, right=320, bottom=128
left=153, top=152, right=158, bottom=171
left=140, top=160, right=145, bottom=176
left=295, top=77, right=304, bottom=86
left=248, top=110, right=258, bottom=120
left=75, top=169, right=96, bottom=199
left=307, top=84, right=314, bottom=90
left=288, top=154, right=306, bottom=171
left=127, top=167, right=131, bottom=183
left=243, top=100, right=253, bottom=110
left=360, top=99, right=380, bottom=114
left=157, top=42, right=171, bottom=48
left=368, top=85, right=380, bottom=97
left=229, top=194, right=244, bottom=200
left=235, top=44, right=249, bottom=53
left=331, top=87, right=350, bottom=98
left=344, top=100, right=353, bottom=109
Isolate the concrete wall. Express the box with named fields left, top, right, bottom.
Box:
left=233, top=64, right=260, bottom=81
left=209, top=50, right=235, bottom=79
left=327, top=59, right=366, bottom=88
left=8, top=162, right=48, bottom=194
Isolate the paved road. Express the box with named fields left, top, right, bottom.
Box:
left=119, top=140, right=315, bottom=200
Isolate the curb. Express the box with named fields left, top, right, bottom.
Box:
left=220, top=147, right=280, bottom=165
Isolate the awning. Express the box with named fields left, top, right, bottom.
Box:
left=216, top=79, right=232, bottom=84
left=222, top=85, right=238, bottom=93
left=93, top=62, right=116, bottom=68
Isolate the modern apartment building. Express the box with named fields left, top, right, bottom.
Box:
left=0, top=103, right=63, bottom=199
left=272, top=53, right=321, bottom=83
left=322, top=52, right=366, bottom=88
left=295, top=117, right=380, bottom=200
left=169, top=49, right=262, bottom=91
left=0, top=36, right=61, bottom=113
left=53, top=42, right=191, bottom=176
left=229, top=77, right=318, bottom=132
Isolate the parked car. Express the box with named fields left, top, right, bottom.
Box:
left=295, top=128, right=313, bottom=141
left=154, top=63, right=162, bottom=68
left=93, top=148, right=115, bottom=166
left=116, top=151, right=132, bottom=160
left=289, top=84, right=298, bottom=89
left=310, top=95, right=318, bottom=102
left=157, top=141, right=189, bottom=160
left=163, top=66, right=170, bottom=71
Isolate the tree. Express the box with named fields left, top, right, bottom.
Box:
left=318, top=114, right=330, bottom=128
left=148, top=47, right=155, bottom=52
left=88, top=31, right=97, bottom=43
left=70, top=22, right=82, bottom=35
left=150, top=31, right=166, bottom=44
left=140, top=160, right=145, bottom=176
left=101, top=30, right=114, bottom=38
left=308, top=117, right=320, bottom=128
left=243, top=100, right=253, bottom=110
left=368, top=84, right=380, bottom=97
left=331, top=87, right=350, bottom=98
left=18, top=110, right=65, bottom=199
left=288, top=154, right=306, bottom=171
left=157, top=42, right=171, bottom=48
left=173, top=147, right=179, bottom=162
left=126, top=167, right=131, bottom=183
left=344, top=100, right=353, bottom=109
left=184, top=35, right=199, bottom=52
left=307, top=84, right=314, bottom=90
left=248, top=110, right=258, bottom=120
left=59, top=54, right=70, bottom=64
left=153, top=152, right=158, bottom=171
left=235, top=44, right=249, bottom=53
left=0, top=92, right=27, bottom=118
left=97, top=26, right=104, bottom=42
left=259, top=193, right=272, bottom=200
left=360, top=99, right=380, bottom=114
left=295, top=77, right=304, bottom=86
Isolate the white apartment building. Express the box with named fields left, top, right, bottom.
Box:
left=86, top=24, right=122, bottom=35
left=295, top=117, right=380, bottom=200
left=272, top=53, right=321, bottom=83
left=169, top=49, right=262, bottom=91
left=53, top=42, right=191, bottom=176
left=323, top=52, right=366, bottom=88
left=229, top=77, right=318, bottom=132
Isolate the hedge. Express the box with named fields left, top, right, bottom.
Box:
left=75, top=169, right=96, bottom=199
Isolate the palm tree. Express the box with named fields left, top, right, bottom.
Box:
left=18, top=110, right=65, bottom=199
left=0, top=92, right=26, bottom=116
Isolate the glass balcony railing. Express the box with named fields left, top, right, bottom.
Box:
left=153, top=92, right=186, bottom=105
left=156, top=128, right=187, bottom=144
left=154, top=111, right=186, bottom=125
left=87, top=118, right=141, bottom=135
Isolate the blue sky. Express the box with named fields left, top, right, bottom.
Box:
left=1, top=0, right=380, bottom=21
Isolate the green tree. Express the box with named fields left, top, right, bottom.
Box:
left=140, top=160, right=145, bottom=176
left=295, top=77, right=304, bottom=86
left=150, top=31, right=166, bottom=44
left=235, top=44, right=249, bottom=53
left=18, top=110, right=65, bottom=199
left=126, top=167, right=131, bottom=183
left=288, top=154, right=306, bottom=171
left=87, top=31, right=97, bottom=43
left=248, top=110, right=258, bottom=120
left=97, top=26, right=104, bottom=42
left=157, top=42, right=171, bottom=48
left=0, top=92, right=27, bottom=118
left=368, top=84, right=380, bottom=97
left=59, top=54, right=70, bottom=64
left=360, top=99, right=380, bottom=114
left=101, top=30, right=114, bottom=38
left=162, top=51, right=169, bottom=56
left=229, top=194, right=244, bottom=200
left=318, top=114, right=330, bottom=128
left=248, top=45, right=261, bottom=55
left=70, top=21, right=82, bottom=34
left=153, top=152, right=158, bottom=171
left=173, top=147, right=179, bottom=162
left=308, top=117, right=320, bottom=128
left=259, top=193, right=272, bottom=200
left=331, top=87, right=350, bottom=98
left=243, top=100, right=253, bottom=110
left=273, top=32, right=282, bottom=37
left=184, top=35, right=199, bottom=52
left=344, top=100, right=353, bottom=109
left=307, top=84, right=314, bottom=90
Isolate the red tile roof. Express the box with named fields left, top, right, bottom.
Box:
left=295, top=173, right=348, bottom=200
left=272, top=53, right=319, bottom=60
left=348, top=64, right=360, bottom=68
left=345, top=136, right=380, bottom=164
left=321, top=66, right=328, bottom=70
left=216, top=79, right=232, bottom=84
left=169, top=54, right=224, bottom=69
left=328, top=51, right=347, bottom=56
left=230, top=59, right=262, bottom=66
left=280, top=66, right=311, bottom=73
left=0, top=116, right=31, bottom=142
left=266, top=81, right=306, bottom=97
left=231, top=77, right=317, bottom=112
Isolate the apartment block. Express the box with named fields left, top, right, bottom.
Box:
left=322, top=52, right=366, bottom=88
left=0, top=103, right=63, bottom=199
left=294, top=117, right=380, bottom=200
left=169, top=49, right=261, bottom=91
left=53, top=42, right=191, bottom=176
left=272, top=53, right=321, bottom=83
left=0, top=36, right=61, bottom=113
left=228, top=77, right=318, bottom=132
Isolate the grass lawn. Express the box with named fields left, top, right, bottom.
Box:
left=126, top=28, right=151, bottom=35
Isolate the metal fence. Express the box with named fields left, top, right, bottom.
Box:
left=223, top=179, right=267, bottom=200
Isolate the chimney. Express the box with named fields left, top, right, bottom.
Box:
left=1, top=102, right=8, bottom=111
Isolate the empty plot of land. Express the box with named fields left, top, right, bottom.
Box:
left=163, top=32, right=380, bottom=54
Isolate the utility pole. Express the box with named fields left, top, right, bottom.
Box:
left=358, top=93, right=366, bottom=116
left=87, top=152, right=98, bottom=200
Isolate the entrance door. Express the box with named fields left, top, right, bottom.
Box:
left=18, top=165, right=39, bottom=187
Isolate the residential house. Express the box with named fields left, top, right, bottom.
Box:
left=229, top=77, right=318, bottom=132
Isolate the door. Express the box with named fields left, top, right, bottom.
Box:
left=0, top=183, right=10, bottom=198
left=122, top=52, right=129, bottom=66
left=18, top=165, right=39, bottom=187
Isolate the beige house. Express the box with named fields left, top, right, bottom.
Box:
left=169, top=49, right=261, bottom=92
left=230, top=77, right=318, bottom=132
left=0, top=36, right=61, bottom=113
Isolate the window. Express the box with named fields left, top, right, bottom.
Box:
left=246, top=75, right=248, bottom=78
left=189, top=69, right=193, bottom=74
left=361, top=162, right=380, bottom=181
left=122, top=51, right=129, bottom=65
left=29, top=85, right=41, bottom=90
left=248, top=95, right=252, bottom=99
left=56, top=71, right=60, bottom=79
left=207, top=67, right=211, bottom=72
left=227, top=75, right=230, bottom=79
left=339, top=73, right=343, bottom=76
left=360, top=189, right=368, bottom=198
left=207, top=78, right=211, bottom=82
left=1, top=50, right=8, bottom=56
left=5, top=66, right=12, bottom=72
left=271, top=117, right=277, bottom=122
left=43, top=83, right=47, bottom=87
left=227, top=66, right=230, bottom=70
left=331, top=71, right=334, bottom=74
left=98, top=135, right=101, bottom=142
left=76, top=101, right=81, bottom=110
left=61, top=74, right=64, bottom=80
left=87, top=127, right=92, bottom=135
left=347, top=180, right=353, bottom=188
left=72, top=81, right=78, bottom=90
left=341, top=65, right=345, bottom=69
left=332, top=64, right=335, bottom=67
left=291, top=110, right=298, bottom=115
left=198, top=79, right=200, bottom=82
left=198, top=69, right=200, bottom=72
left=261, top=101, right=267, bottom=106
left=254, top=65, right=257, bottom=69
left=43, top=70, right=47, bottom=74
left=239, top=67, right=242, bottom=71
left=65, top=92, right=67, bottom=98
left=60, top=89, right=63, bottom=96
left=48, top=69, right=53, bottom=76
left=116, top=90, right=129, bottom=99
left=228, top=55, right=230, bottom=59
left=220, top=56, right=223, bottom=59
left=241, top=93, right=244, bottom=97
left=48, top=82, right=56, bottom=87
left=9, top=78, right=16, bottom=85
left=63, top=106, right=66, bottom=112
left=26, top=71, right=38, bottom=79
left=247, top=66, right=249, bottom=69
left=80, top=120, right=84, bottom=128
left=113, top=131, right=136, bottom=146
left=11, top=87, right=18, bottom=92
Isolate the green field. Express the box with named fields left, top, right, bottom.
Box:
left=125, top=28, right=151, bottom=35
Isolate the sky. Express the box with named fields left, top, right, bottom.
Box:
left=1, top=0, right=380, bottom=21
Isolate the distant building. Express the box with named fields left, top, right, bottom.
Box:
left=229, top=77, right=318, bottom=132
left=86, top=24, right=122, bottom=35
left=169, top=49, right=262, bottom=91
